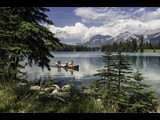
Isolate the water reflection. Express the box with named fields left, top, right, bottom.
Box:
left=55, top=66, right=78, bottom=75
left=23, top=52, right=160, bottom=91
left=127, top=56, right=160, bottom=83
left=127, top=56, right=160, bottom=69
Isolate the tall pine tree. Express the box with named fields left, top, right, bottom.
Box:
left=139, top=35, right=144, bottom=53
left=94, top=49, right=133, bottom=112
left=0, top=7, right=62, bottom=81
left=94, top=49, right=158, bottom=113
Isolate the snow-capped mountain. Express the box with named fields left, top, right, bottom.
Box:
left=77, top=34, right=112, bottom=47
left=143, top=28, right=160, bottom=38
left=144, top=28, right=160, bottom=44
left=145, top=33, right=160, bottom=44
left=78, top=31, right=140, bottom=47
left=107, top=31, right=140, bottom=44
left=77, top=29, right=160, bottom=47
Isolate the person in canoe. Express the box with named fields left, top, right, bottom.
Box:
left=56, top=60, right=61, bottom=66
left=68, top=60, right=74, bottom=65
left=56, top=60, right=68, bottom=68
left=67, top=61, right=79, bottom=70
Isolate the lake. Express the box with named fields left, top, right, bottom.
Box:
left=24, top=52, right=160, bottom=94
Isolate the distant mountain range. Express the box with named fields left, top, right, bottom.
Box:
left=77, top=28, right=160, bottom=47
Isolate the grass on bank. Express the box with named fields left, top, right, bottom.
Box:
left=0, top=80, right=159, bottom=113
left=0, top=81, right=107, bottom=113
left=143, top=49, right=160, bottom=53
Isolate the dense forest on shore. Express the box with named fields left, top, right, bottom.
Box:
left=0, top=7, right=159, bottom=113
left=53, top=40, right=160, bottom=52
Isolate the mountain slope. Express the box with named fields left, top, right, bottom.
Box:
left=78, top=29, right=160, bottom=47
left=144, top=28, right=160, bottom=44
left=79, top=32, right=140, bottom=47
left=107, top=31, right=139, bottom=44
left=79, top=34, right=112, bottom=47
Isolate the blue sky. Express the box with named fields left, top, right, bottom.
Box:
left=45, top=7, right=160, bottom=45
left=46, top=7, right=80, bottom=27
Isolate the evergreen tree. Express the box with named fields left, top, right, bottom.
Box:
left=94, top=47, right=116, bottom=90
left=127, top=68, right=158, bottom=113
left=112, top=42, right=118, bottom=52
left=94, top=46, right=159, bottom=112
left=126, top=40, right=130, bottom=52
left=113, top=50, right=133, bottom=112
left=149, top=42, right=152, bottom=49
left=132, top=39, right=138, bottom=52
left=114, top=49, right=132, bottom=93
left=0, top=7, right=62, bottom=80
left=0, top=7, right=22, bottom=80
left=139, top=35, right=144, bottom=53
left=94, top=49, right=158, bottom=112
left=94, top=48, right=120, bottom=111
left=94, top=49, right=133, bottom=112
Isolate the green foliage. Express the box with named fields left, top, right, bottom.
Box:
left=52, top=44, right=100, bottom=52
left=0, top=81, right=37, bottom=113
left=101, top=39, right=138, bottom=52
left=114, top=50, right=132, bottom=93
left=100, top=36, right=160, bottom=53
left=94, top=50, right=117, bottom=91
left=57, top=97, right=106, bottom=113
left=0, top=7, right=62, bottom=81
left=0, top=76, right=158, bottom=113
left=94, top=50, right=132, bottom=112
left=126, top=68, right=158, bottom=113
left=43, top=78, right=55, bottom=87
left=139, top=35, right=144, bottom=53
left=0, top=81, right=111, bottom=113
left=67, top=81, right=74, bottom=88
left=94, top=50, right=158, bottom=113
left=143, top=49, right=160, bottom=53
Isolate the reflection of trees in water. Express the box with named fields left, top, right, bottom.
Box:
left=62, top=56, right=160, bottom=74
left=27, top=54, right=160, bottom=82
left=127, top=56, right=160, bottom=69
left=88, top=57, right=104, bottom=67
left=56, top=66, right=76, bottom=75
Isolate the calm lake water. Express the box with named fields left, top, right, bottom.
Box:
left=24, top=52, right=160, bottom=94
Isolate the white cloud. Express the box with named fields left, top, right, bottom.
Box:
left=74, top=7, right=160, bottom=24
left=110, top=19, right=149, bottom=34
left=74, top=7, right=130, bottom=25
left=46, top=20, right=160, bottom=44
left=46, top=22, right=88, bottom=44
left=45, top=7, right=160, bottom=44
left=146, top=19, right=160, bottom=30
left=46, top=21, right=148, bottom=44
left=132, top=8, right=145, bottom=15
left=132, top=8, right=160, bottom=21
